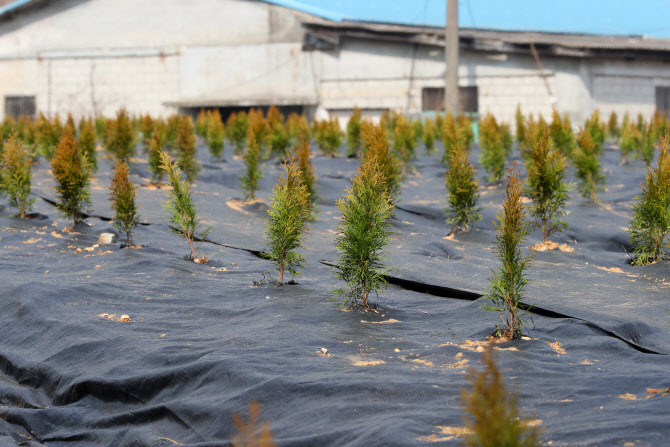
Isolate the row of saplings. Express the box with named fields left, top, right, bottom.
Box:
left=2, top=118, right=669, bottom=325
left=0, top=127, right=547, bottom=447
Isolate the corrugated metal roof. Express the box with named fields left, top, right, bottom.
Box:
left=302, top=20, right=670, bottom=57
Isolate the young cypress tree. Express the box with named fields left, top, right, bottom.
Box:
left=78, top=118, right=98, bottom=172
left=515, top=104, right=526, bottom=147
left=524, top=129, right=571, bottom=243
left=461, top=344, right=543, bottom=447
left=479, top=116, right=507, bottom=183
left=629, top=133, right=670, bottom=265
left=445, top=143, right=481, bottom=233
left=392, top=114, right=417, bottom=168
left=160, top=151, right=210, bottom=262
left=296, top=130, right=317, bottom=208
left=241, top=129, right=263, bottom=201
left=148, top=123, right=167, bottom=185
left=263, top=153, right=312, bottom=285
left=619, top=122, right=643, bottom=165
left=0, top=132, right=34, bottom=218
left=177, top=115, right=199, bottom=183
left=607, top=111, right=620, bottom=142
left=315, top=117, right=343, bottom=157
left=195, top=109, right=209, bottom=137
left=639, top=123, right=656, bottom=167
left=140, top=114, right=154, bottom=151
left=109, top=160, right=140, bottom=247
left=422, top=118, right=437, bottom=155
left=227, top=111, right=249, bottom=156
left=584, top=109, right=606, bottom=154
left=106, top=107, right=136, bottom=161
left=346, top=107, right=363, bottom=158
left=361, top=122, right=402, bottom=203
left=333, top=156, right=394, bottom=310
left=50, top=126, right=92, bottom=224
left=573, top=129, right=606, bottom=203
left=483, top=164, right=532, bottom=340
left=206, top=109, right=226, bottom=162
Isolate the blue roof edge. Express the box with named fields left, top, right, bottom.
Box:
left=0, top=0, right=35, bottom=17
left=262, top=0, right=343, bottom=22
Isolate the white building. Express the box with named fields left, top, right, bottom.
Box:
left=1, top=0, right=670, bottom=125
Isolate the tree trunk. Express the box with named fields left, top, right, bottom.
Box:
left=279, top=266, right=284, bottom=285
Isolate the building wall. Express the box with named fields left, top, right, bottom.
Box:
left=0, top=0, right=308, bottom=119
left=0, top=0, right=668, bottom=124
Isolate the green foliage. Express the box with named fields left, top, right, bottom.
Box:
left=639, top=123, right=656, bottom=167
left=392, top=114, right=417, bottom=168
left=549, top=109, right=575, bottom=158
left=106, top=107, right=136, bottom=161
left=0, top=132, right=34, bottom=218
left=573, top=130, right=606, bottom=203
left=314, top=118, right=343, bottom=157
left=445, top=144, right=481, bottom=233
left=346, top=107, right=363, bottom=157
left=483, top=164, right=532, bottom=340
left=333, top=156, right=394, bottom=310
left=607, top=111, right=620, bottom=141
left=241, top=129, right=263, bottom=201
left=176, top=115, right=199, bottom=183
left=50, top=126, right=92, bottom=224
left=206, top=109, right=226, bottom=161
left=441, top=114, right=473, bottom=164
left=361, top=122, right=402, bottom=203
left=412, top=117, right=424, bottom=141
left=461, top=344, right=543, bottom=447
left=248, top=108, right=269, bottom=153
left=263, top=153, right=312, bottom=284
left=165, top=114, right=180, bottom=153
left=296, top=130, right=317, bottom=208
left=159, top=151, right=210, bottom=261
left=148, top=123, right=167, bottom=184
left=524, top=129, right=571, bottom=243
left=78, top=118, right=97, bottom=172
left=108, top=160, right=139, bottom=246
left=584, top=109, right=606, bottom=154
left=515, top=104, right=526, bottom=146
left=422, top=118, right=437, bottom=155
left=140, top=114, right=154, bottom=151
left=619, top=122, right=643, bottom=164
left=195, top=109, right=209, bottom=137
left=479, top=114, right=507, bottom=183
left=227, top=111, right=249, bottom=155
left=285, top=112, right=310, bottom=145
left=36, top=113, right=62, bottom=160
left=629, top=134, right=670, bottom=265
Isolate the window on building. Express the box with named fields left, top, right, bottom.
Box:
left=421, top=87, right=479, bottom=114
left=4, top=96, right=36, bottom=120
left=655, top=86, right=670, bottom=116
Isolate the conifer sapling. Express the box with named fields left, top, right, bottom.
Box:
left=263, top=153, right=312, bottom=284
left=346, top=107, right=363, bottom=157
left=483, top=164, right=532, bottom=339
left=0, top=132, right=34, bottom=218
left=109, top=160, right=140, bottom=247
left=461, top=343, right=543, bottom=447
left=524, top=129, right=571, bottom=243
left=629, top=133, right=670, bottom=265
left=445, top=143, right=481, bottom=233
left=333, top=157, right=394, bottom=310
left=177, top=115, right=199, bottom=183
left=573, top=129, right=606, bottom=203
left=50, top=126, right=92, bottom=224
left=241, top=129, right=263, bottom=201
left=159, top=151, right=210, bottom=262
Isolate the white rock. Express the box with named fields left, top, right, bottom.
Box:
left=98, top=233, right=116, bottom=244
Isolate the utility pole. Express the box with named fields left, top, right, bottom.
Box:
left=445, top=0, right=458, bottom=115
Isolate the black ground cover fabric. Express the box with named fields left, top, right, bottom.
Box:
left=0, top=139, right=669, bottom=446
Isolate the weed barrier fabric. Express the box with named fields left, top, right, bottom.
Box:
left=0, top=141, right=669, bottom=446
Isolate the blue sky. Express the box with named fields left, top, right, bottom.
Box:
left=269, top=0, right=670, bottom=38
